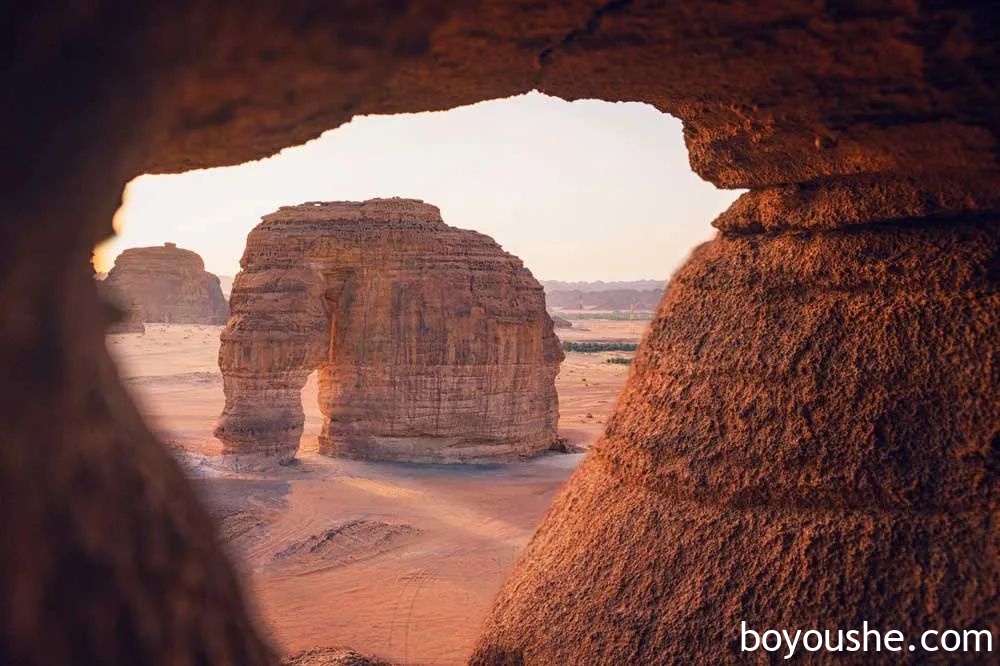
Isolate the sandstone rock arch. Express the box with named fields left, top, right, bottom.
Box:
left=3, top=3, right=998, bottom=665
left=214, top=198, right=561, bottom=470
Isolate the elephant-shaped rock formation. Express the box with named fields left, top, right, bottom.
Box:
left=215, top=198, right=562, bottom=470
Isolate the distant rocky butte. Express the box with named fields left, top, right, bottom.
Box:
left=541, top=279, right=665, bottom=292
left=216, top=198, right=562, bottom=470
left=545, top=288, right=663, bottom=311
left=541, top=280, right=665, bottom=311
left=105, top=243, right=228, bottom=324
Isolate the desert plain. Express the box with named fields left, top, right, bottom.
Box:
left=107, top=315, right=646, bottom=664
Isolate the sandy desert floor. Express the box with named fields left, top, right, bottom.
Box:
left=107, top=318, right=644, bottom=664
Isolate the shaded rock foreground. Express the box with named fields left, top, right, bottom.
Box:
left=472, top=216, right=1000, bottom=664
left=215, top=198, right=562, bottom=469
left=105, top=242, right=228, bottom=324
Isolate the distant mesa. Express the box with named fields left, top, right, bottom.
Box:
left=542, top=280, right=665, bottom=311
left=541, top=279, right=665, bottom=292
left=104, top=242, right=229, bottom=324
left=551, top=315, right=572, bottom=329
left=215, top=198, right=563, bottom=470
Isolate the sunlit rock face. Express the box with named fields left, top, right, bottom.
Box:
left=215, top=198, right=562, bottom=470
left=104, top=243, right=228, bottom=324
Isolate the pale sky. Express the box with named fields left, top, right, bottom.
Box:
left=96, top=92, right=741, bottom=281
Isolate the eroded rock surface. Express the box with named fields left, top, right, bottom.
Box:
left=215, top=199, right=561, bottom=469
left=472, top=217, right=1000, bottom=664
left=105, top=242, right=228, bottom=324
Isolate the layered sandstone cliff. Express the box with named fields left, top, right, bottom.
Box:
left=105, top=243, right=228, bottom=324
left=215, top=199, right=562, bottom=470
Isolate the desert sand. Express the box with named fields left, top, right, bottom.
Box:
left=106, top=318, right=640, bottom=664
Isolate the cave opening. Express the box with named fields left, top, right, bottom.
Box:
left=100, top=91, right=741, bottom=471
left=90, top=93, right=747, bottom=658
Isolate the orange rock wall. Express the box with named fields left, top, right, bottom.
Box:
left=472, top=216, right=1000, bottom=663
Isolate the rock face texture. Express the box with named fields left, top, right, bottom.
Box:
left=216, top=199, right=561, bottom=469
left=474, top=219, right=1000, bottom=664
left=105, top=243, right=229, bottom=324
left=4, top=3, right=999, bottom=666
